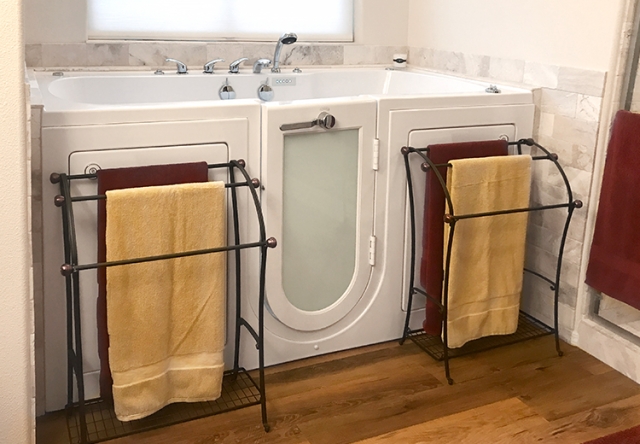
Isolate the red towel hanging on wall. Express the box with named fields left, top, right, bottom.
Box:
left=586, top=110, right=640, bottom=310
left=96, top=162, right=210, bottom=400
left=420, top=140, right=509, bottom=336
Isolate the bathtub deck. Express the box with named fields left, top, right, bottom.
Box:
left=37, top=336, right=640, bottom=444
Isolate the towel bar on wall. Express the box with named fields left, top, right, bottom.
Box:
left=51, top=159, right=276, bottom=444
left=399, top=138, right=582, bottom=385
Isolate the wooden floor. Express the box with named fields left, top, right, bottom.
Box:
left=37, top=336, right=640, bottom=444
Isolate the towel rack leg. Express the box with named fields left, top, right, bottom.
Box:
left=229, top=166, right=243, bottom=377
left=400, top=149, right=418, bottom=345
left=553, top=202, right=577, bottom=357
left=443, top=349, right=453, bottom=385
left=442, top=311, right=452, bottom=385
left=399, top=289, right=414, bottom=345
left=259, top=244, right=270, bottom=432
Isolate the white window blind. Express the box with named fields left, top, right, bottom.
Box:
left=87, top=0, right=353, bottom=41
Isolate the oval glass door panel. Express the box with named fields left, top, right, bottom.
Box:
left=282, top=129, right=359, bottom=311
left=260, top=98, right=377, bottom=332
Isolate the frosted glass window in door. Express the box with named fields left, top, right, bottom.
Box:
left=282, top=129, right=359, bottom=312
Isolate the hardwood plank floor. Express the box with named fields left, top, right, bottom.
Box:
left=354, top=398, right=548, bottom=444
left=36, top=336, right=640, bottom=444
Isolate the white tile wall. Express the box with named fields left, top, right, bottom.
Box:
left=557, top=67, right=606, bottom=97
left=343, top=45, right=405, bottom=66
left=488, top=57, right=525, bottom=83
left=524, top=62, right=559, bottom=89
left=41, top=43, right=88, bottom=67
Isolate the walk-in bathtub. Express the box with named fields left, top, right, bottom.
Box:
left=37, top=68, right=527, bottom=108
left=34, top=67, right=534, bottom=411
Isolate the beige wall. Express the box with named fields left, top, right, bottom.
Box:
left=355, top=0, right=409, bottom=45
left=24, top=0, right=409, bottom=45
left=24, top=0, right=86, bottom=44
left=408, top=0, right=623, bottom=71
left=0, top=0, right=34, bottom=443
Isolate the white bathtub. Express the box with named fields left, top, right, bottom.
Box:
left=40, top=68, right=509, bottom=103
left=34, top=67, right=535, bottom=411
left=35, top=68, right=531, bottom=125
left=46, top=69, right=492, bottom=103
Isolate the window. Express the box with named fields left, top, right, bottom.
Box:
left=87, top=0, right=354, bottom=42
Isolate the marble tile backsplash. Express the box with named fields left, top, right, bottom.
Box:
left=523, top=62, right=559, bottom=89
left=25, top=42, right=407, bottom=69
left=408, top=46, right=607, bottom=339
left=408, top=47, right=606, bottom=95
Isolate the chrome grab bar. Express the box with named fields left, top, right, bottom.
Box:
left=280, top=112, right=336, bottom=132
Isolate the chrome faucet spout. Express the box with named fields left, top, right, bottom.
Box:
left=271, top=32, right=297, bottom=73
left=253, top=58, right=272, bottom=74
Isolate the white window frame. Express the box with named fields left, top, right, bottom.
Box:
left=87, top=0, right=354, bottom=42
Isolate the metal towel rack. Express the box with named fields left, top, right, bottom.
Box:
left=399, top=138, right=582, bottom=385
left=51, top=159, right=276, bottom=443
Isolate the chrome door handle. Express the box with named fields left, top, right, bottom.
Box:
left=280, top=112, right=336, bottom=131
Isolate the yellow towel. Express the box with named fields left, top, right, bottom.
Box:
left=444, top=155, right=531, bottom=349
left=105, top=182, right=226, bottom=421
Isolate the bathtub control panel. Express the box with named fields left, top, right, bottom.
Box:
left=274, top=77, right=296, bottom=86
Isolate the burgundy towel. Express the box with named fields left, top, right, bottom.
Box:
left=96, top=162, right=210, bottom=400
left=420, top=140, right=509, bottom=336
left=586, top=110, right=640, bottom=310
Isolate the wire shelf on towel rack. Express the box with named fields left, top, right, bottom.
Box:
left=51, top=159, right=276, bottom=444
left=66, top=369, right=260, bottom=444
left=399, top=138, right=583, bottom=385
left=407, top=312, right=553, bottom=362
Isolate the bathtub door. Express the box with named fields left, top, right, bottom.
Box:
left=262, top=98, right=377, bottom=331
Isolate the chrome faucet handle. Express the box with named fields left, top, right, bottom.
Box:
left=253, top=58, right=272, bottom=74
left=203, top=58, right=224, bottom=74
left=165, top=58, right=188, bottom=74
left=229, top=57, right=248, bottom=74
